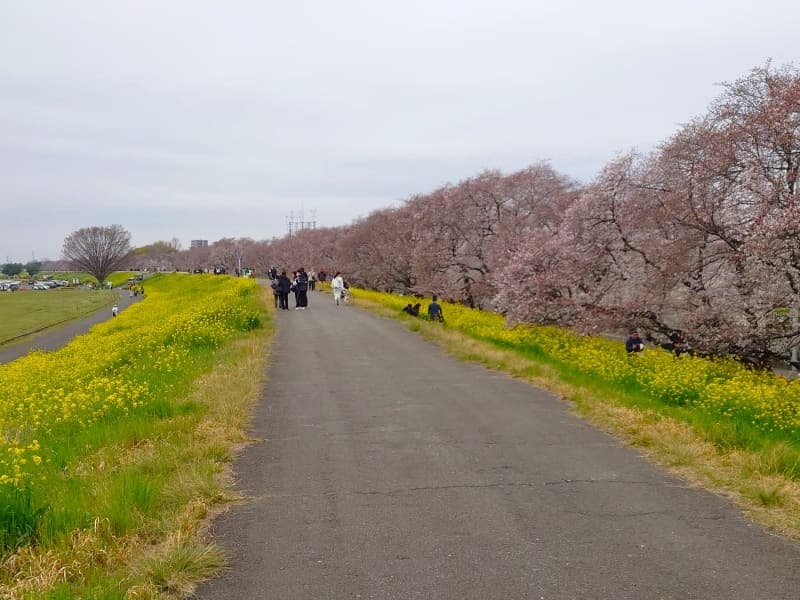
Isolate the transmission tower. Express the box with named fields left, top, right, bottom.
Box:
left=286, top=206, right=317, bottom=236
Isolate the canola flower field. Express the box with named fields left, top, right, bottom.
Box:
left=0, top=274, right=261, bottom=547
left=357, top=289, right=800, bottom=435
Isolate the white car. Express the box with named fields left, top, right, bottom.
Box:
left=32, top=282, right=51, bottom=290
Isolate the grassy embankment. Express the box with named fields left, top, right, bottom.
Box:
left=0, top=274, right=273, bottom=598
left=351, top=288, right=800, bottom=540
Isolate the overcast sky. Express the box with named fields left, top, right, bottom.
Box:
left=1, top=1, right=798, bottom=262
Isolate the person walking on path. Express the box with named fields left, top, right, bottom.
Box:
left=290, top=272, right=299, bottom=308
left=295, top=268, right=309, bottom=310
left=332, top=272, right=345, bottom=306
left=269, top=276, right=280, bottom=308
left=111, top=304, right=119, bottom=317
left=277, top=271, right=292, bottom=310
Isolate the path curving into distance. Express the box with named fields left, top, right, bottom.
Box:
left=0, top=290, right=140, bottom=364
left=195, top=290, right=800, bottom=599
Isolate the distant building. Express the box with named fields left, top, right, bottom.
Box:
left=190, top=240, right=209, bottom=248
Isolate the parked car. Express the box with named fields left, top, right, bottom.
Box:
left=32, top=282, right=51, bottom=290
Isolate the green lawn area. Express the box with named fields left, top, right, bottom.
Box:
left=38, top=271, right=138, bottom=287
left=0, top=289, right=116, bottom=343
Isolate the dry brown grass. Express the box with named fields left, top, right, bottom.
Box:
left=0, top=519, right=135, bottom=599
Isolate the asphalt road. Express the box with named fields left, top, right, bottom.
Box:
left=196, top=291, right=800, bottom=600
left=0, top=290, right=139, bottom=364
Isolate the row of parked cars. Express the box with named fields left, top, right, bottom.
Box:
left=32, top=279, right=70, bottom=290
left=0, top=280, right=21, bottom=291
left=0, top=278, right=72, bottom=291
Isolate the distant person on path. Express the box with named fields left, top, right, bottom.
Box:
left=332, top=272, right=345, bottom=306
left=295, top=268, right=309, bottom=310
left=112, top=304, right=119, bottom=317
left=277, top=271, right=292, bottom=310
left=309, top=269, right=317, bottom=291
left=270, top=276, right=280, bottom=308
left=626, top=330, right=644, bottom=353
left=427, top=295, right=444, bottom=322
left=291, top=272, right=299, bottom=308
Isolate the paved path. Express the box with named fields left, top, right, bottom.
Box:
left=195, top=291, right=800, bottom=599
left=0, top=290, right=139, bottom=364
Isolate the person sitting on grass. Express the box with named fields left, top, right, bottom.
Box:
left=402, top=302, right=422, bottom=317
left=428, top=295, right=444, bottom=322
left=670, top=331, right=690, bottom=356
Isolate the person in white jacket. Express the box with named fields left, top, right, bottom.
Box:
left=332, top=272, right=344, bottom=306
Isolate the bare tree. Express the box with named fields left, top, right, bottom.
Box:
left=62, top=225, right=132, bottom=285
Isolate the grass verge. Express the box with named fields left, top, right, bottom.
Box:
left=354, top=296, right=800, bottom=541
left=0, top=284, right=274, bottom=598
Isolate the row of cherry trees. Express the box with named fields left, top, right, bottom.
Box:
left=135, top=63, right=798, bottom=361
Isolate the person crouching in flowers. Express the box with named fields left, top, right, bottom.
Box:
left=625, top=329, right=644, bottom=353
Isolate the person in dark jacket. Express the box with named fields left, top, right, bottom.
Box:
left=427, top=295, right=444, bottom=322
left=626, top=330, right=644, bottom=353
left=277, top=271, right=292, bottom=310
left=295, top=268, right=309, bottom=309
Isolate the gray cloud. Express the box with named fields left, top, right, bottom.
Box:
left=1, top=0, right=798, bottom=261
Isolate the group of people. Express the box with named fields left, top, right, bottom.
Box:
left=128, top=284, right=144, bottom=298
left=402, top=295, right=444, bottom=322
left=270, top=268, right=310, bottom=310
left=626, top=329, right=690, bottom=356
left=269, top=268, right=347, bottom=310
left=267, top=271, right=446, bottom=320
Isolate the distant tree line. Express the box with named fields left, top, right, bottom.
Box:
left=93, top=62, right=800, bottom=363
left=1, top=261, right=42, bottom=277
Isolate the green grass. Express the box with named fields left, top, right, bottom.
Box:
left=0, top=280, right=273, bottom=598
left=38, top=271, right=138, bottom=287
left=0, top=288, right=116, bottom=344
